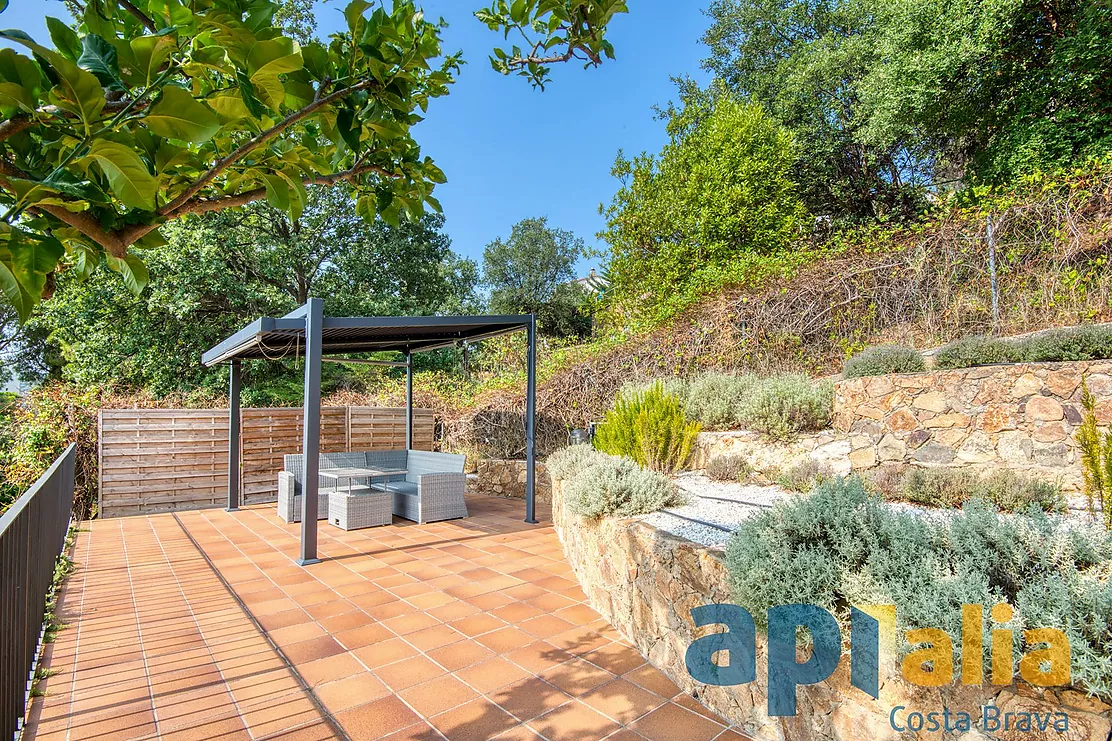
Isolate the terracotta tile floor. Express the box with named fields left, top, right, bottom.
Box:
left=25, top=495, right=751, bottom=741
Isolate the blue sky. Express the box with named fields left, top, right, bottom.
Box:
left=1, top=1, right=712, bottom=275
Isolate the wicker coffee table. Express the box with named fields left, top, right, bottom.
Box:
left=322, top=467, right=405, bottom=530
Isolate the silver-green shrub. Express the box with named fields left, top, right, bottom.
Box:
left=935, top=335, right=1013, bottom=369
left=736, top=374, right=834, bottom=441
left=625, top=372, right=833, bottom=440
left=937, top=325, right=1112, bottom=370
left=619, top=376, right=690, bottom=404
left=842, top=345, right=926, bottom=378
left=883, top=466, right=1066, bottom=513
left=1013, top=324, right=1112, bottom=363
left=775, top=459, right=834, bottom=492
left=725, top=477, right=1112, bottom=697
left=684, top=373, right=758, bottom=430
left=546, top=443, right=599, bottom=482
left=549, top=445, right=686, bottom=519
left=706, top=453, right=753, bottom=482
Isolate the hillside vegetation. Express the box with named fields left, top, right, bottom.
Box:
left=413, top=163, right=1112, bottom=458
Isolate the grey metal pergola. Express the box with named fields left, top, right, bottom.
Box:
left=202, top=299, right=539, bottom=566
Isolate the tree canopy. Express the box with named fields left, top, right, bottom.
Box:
left=482, top=216, right=591, bottom=338
left=18, top=188, right=479, bottom=397
left=601, top=89, right=805, bottom=319
left=0, top=0, right=627, bottom=319
left=703, top=0, right=1112, bottom=222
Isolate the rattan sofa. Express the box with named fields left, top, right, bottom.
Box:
left=369, top=450, right=468, bottom=524
left=277, top=450, right=467, bottom=526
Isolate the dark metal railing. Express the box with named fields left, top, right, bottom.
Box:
left=0, top=444, right=76, bottom=741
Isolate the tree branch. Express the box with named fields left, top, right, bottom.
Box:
left=158, top=78, right=378, bottom=217
left=0, top=99, right=149, bottom=144
left=0, top=159, right=131, bottom=257
left=169, top=163, right=397, bottom=218
left=0, top=117, right=35, bottom=144
left=117, top=0, right=159, bottom=33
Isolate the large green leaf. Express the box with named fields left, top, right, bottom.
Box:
left=128, top=34, right=176, bottom=88
left=0, top=229, right=64, bottom=320
left=205, top=90, right=251, bottom=122
left=247, top=37, right=303, bottom=77
left=49, top=58, right=106, bottom=130
left=0, top=81, right=34, bottom=113
left=0, top=48, right=43, bottom=90
left=78, top=34, right=127, bottom=91
left=10, top=234, right=63, bottom=300
left=80, top=140, right=158, bottom=211
left=106, top=252, right=149, bottom=295
left=46, top=17, right=82, bottom=61
left=0, top=259, right=32, bottom=321
left=247, top=37, right=302, bottom=109
left=262, top=173, right=290, bottom=212
left=235, top=69, right=268, bottom=118
left=0, top=31, right=105, bottom=132
left=146, top=86, right=221, bottom=144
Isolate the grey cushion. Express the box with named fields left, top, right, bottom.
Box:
left=372, top=480, right=418, bottom=496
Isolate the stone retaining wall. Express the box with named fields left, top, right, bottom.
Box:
left=825, top=360, right=1112, bottom=491
left=551, top=479, right=1112, bottom=741
left=472, top=459, right=551, bottom=501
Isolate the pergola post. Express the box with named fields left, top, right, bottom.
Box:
left=298, top=298, right=324, bottom=566
left=226, top=360, right=241, bottom=511
left=525, top=314, right=538, bottom=524
left=405, top=351, right=413, bottom=450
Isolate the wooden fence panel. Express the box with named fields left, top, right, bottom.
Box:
left=98, top=409, right=228, bottom=518
left=349, top=407, right=434, bottom=452
left=98, top=406, right=435, bottom=516
left=240, top=407, right=348, bottom=503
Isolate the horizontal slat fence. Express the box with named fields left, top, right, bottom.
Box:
left=99, top=406, right=434, bottom=518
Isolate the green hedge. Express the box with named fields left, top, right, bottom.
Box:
left=593, top=383, right=701, bottom=473
left=725, top=478, right=1112, bottom=697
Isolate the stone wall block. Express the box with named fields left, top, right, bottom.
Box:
left=997, top=431, right=1034, bottom=464
left=1046, top=368, right=1082, bottom=398
left=886, top=409, right=919, bottom=433
left=1026, top=396, right=1064, bottom=421
left=913, top=391, right=950, bottom=413
left=1085, top=373, right=1112, bottom=397
left=923, top=412, right=972, bottom=429
left=912, top=442, right=955, bottom=465
left=957, top=432, right=996, bottom=464
left=1011, top=373, right=1043, bottom=399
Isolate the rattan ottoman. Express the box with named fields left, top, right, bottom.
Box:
left=328, top=490, right=392, bottom=530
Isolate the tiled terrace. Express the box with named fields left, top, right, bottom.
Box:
left=26, top=495, right=751, bottom=741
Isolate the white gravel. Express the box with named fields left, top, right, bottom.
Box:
left=639, top=473, right=790, bottom=549
left=641, top=473, right=1103, bottom=549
